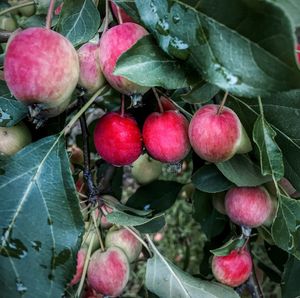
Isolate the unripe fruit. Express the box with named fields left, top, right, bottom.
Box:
left=77, top=42, right=105, bottom=94
left=143, top=110, right=190, bottom=163
left=87, top=247, right=130, bottom=297
left=131, top=153, right=162, bottom=184
left=110, top=0, right=135, bottom=23
left=212, top=249, right=252, bottom=287
left=8, top=0, right=36, bottom=17
left=0, top=122, right=31, bottom=155
left=93, top=112, right=142, bottom=166
left=70, top=247, right=87, bottom=286
left=69, top=145, right=84, bottom=165
left=225, top=187, right=273, bottom=228
left=188, top=104, right=252, bottom=163
left=0, top=16, right=17, bottom=32
left=4, top=27, right=79, bottom=116
left=99, top=23, right=150, bottom=96
left=105, top=227, right=142, bottom=263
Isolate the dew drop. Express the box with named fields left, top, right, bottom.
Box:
left=156, top=17, right=170, bottom=36
left=166, top=162, right=182, bottom=174
left=172, top=14, right=180, bottom=24
left=31, top=240, right=42, bottom=252
left=213, top=63, right=241, bottom=85
left=168, top=37, right=190, bottom=60
left=150, top=1, right=157, bottom=13
left=0, top=108, right=12, bottom=126
left=16, top=279, right=27, bottom=294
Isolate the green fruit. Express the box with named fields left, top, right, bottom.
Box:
left=131, top=153, right=162, bottom=184
left=0, top=16, right=17, bottom=31
left=0, top=122, right=31, bottom=155
left=8, top=0, right=36, bottom=17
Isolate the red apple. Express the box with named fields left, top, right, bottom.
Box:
left=225, top=187, right=273, bottom=228
left=110, top=0, right=135, bottom=23
left=99, top=23, right=149, bottom=96
left=93, top=112, right=142, bottom=166
left=87, top=247, right=130, bottom=297
left=188, top=104, right=252, bottom=163
left=4, top=27, right=79, bottom=117
left=69, top=247, right=87, bottom=286
left=212, top=248, right=252, bottom=287
left=105, top=227, right=142, bottom=263
left=143, top=110, right=190, bottom=163
left=77, top=42, right=105, bottom=94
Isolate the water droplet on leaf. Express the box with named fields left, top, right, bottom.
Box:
left=168, top=37, right=190, bottom=60
left=156, top=17, right=170, bottom=36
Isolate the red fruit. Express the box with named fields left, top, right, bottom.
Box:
left=143, top=110, right=190, bottom=163
left=87, top=247, right=130, bottom=297
left=4, top=27, right=79, bottom=116
left=110, top=0, right=135, bottom=23
left=212, top=249, right=252, bottom=287
left=54, top=3, right=63, bottom=15
left=225, top=187, right=273, bottom=228
left=77, top=42, right=105, bottom=94
left=188, top=104, right=252, bottom=163
left=70, top=247, right=87, bottom=286
left=93, top=112, right=142, bottom=166
left=99, top=23, right=149, bottom=96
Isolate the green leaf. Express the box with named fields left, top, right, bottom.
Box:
left=272, top=195, right=300, bottom=259
left=210, top=238, right=246, bottom=256
left=282, top=256, right=300, bottom=298
left=135, top=0, right=300, bottom=97
left=216, top=155, right=271, bottom=187
left=0, top=135, right=83, bottom=297
left=115, top=35, right=190, bottom=89
left=34, top=0, right=63, bottom=15
left=192, top=164, right=233, bottom=193
left=145, top=239, right=239, bottom=298
left=114, top=0, right=141, bottom=22
left=253, top=113, right=284, bottom=181
left=57, top=0, right=100, bottom=47
left=126, top=181, right=183, bottom=213
left=182, top=81, right=220, bottom=104
left=192, top=190, right=227, bottom=240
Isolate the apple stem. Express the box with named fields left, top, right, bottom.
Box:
left=217, top=91, right=229, bottom=115
left=116, top=5, right=123, bottom=24
left=92, top=209, right=105, bottom=252
left=153, top=88, right=164, bottom=113
left=45, top=0, right=56, bottom=29
left=102, top=0, right=110, bottom=34
left=121, top=94, right=125, bottom=117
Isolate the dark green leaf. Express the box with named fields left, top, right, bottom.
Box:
left=57, top=0, right=100, bottom=47
left=253, top=114, right=284, bottom=181
left=216, top=155, right=271, bottom=186
left=210, top=238, right=245, bottom=256
left=135, top=0, right=300, bottom=97
left=192, top=164, right=233, bottom=193
left=126, top=181, right=182, bottom=213
left=182, top=81, right=220, bottom=104
left=135, top=216, right=166, bottom=234
left=282, top=255, right=300, bottom=298
left=34, top=0, right=63, bottom=15
left=115, top=35, right=190, bottom=89
left=0, top=135, right=83, bottom=297
left=114, top=0, right=141, bottom=22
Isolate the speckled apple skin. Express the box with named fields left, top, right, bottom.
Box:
left=110, top=0, right=135, bottom=23
left=70, top=247, right=87, bottom=286
left=78, top=43, right=105, bottom=94
left=105, top=228, right=142, bottom=263
left=189, top=104, right=243, bottom=163
left=87, top=247, right=130, bottom=297
left=93, top=112, right=142, bottom=166
left=99, top=23, right=149, bottom=95
left=212, top=249, right=252, bottom=287
left=225, top=187, right=273, bottom=228
left=4, top=27, right=79, bottom=107
left=143, top=110, right=190, bottom=163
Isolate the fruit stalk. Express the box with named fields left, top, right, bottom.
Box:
left=45, top=0, right=56, bottom=29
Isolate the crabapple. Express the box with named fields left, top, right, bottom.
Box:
left=0, top=15, right=17, bottom=32
left=188, top=104, right=252, bottom=163
left=69, top=247, right=87, bottom=286
left=87, top=247, right=130, bottom=297
left=8, top=0, right=36, bottom=17
left=4, top=27, right=79, bottom=118
left=110, top=0, right=135, bottom=23
left=0, top=122, right=31, bottom=155
left=93, top=112, right=142, bottom=166
left=131, top=153, right=162, bottom=184
left=143, top=110, right=190, bottom=163
left=77, top=42, right=105, bottom=94
left=225, top=187, right=273, bottom=228
left=105, top=227, right=142, bottom=263
left=69, top=145, right=84, bottom=165
left=212, top=248, right=252, bottom=287
left=99, top=23, right=149, bottom=96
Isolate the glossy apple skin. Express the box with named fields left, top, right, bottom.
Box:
left=93, top=112, right=142, bottom=166
left=87, top=247, right=130, bottom=297
left=78, top=42, right=105, bottom=94
left=225, top=187, right=273, bottom=228
left=99, top=23, right=149, bottom=95
left=105, top=227, right=142, bottom=263
left=212, top=249, right=252, bottom=287
left=188, top=104, right=251, bottom=163
left=110, top=0, right=135, bottom=23
left=70, top=247, right=87, bottom=286
left=4, top=27, right=79, bottom=108
left=143, top=110, right=190, bottom=163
